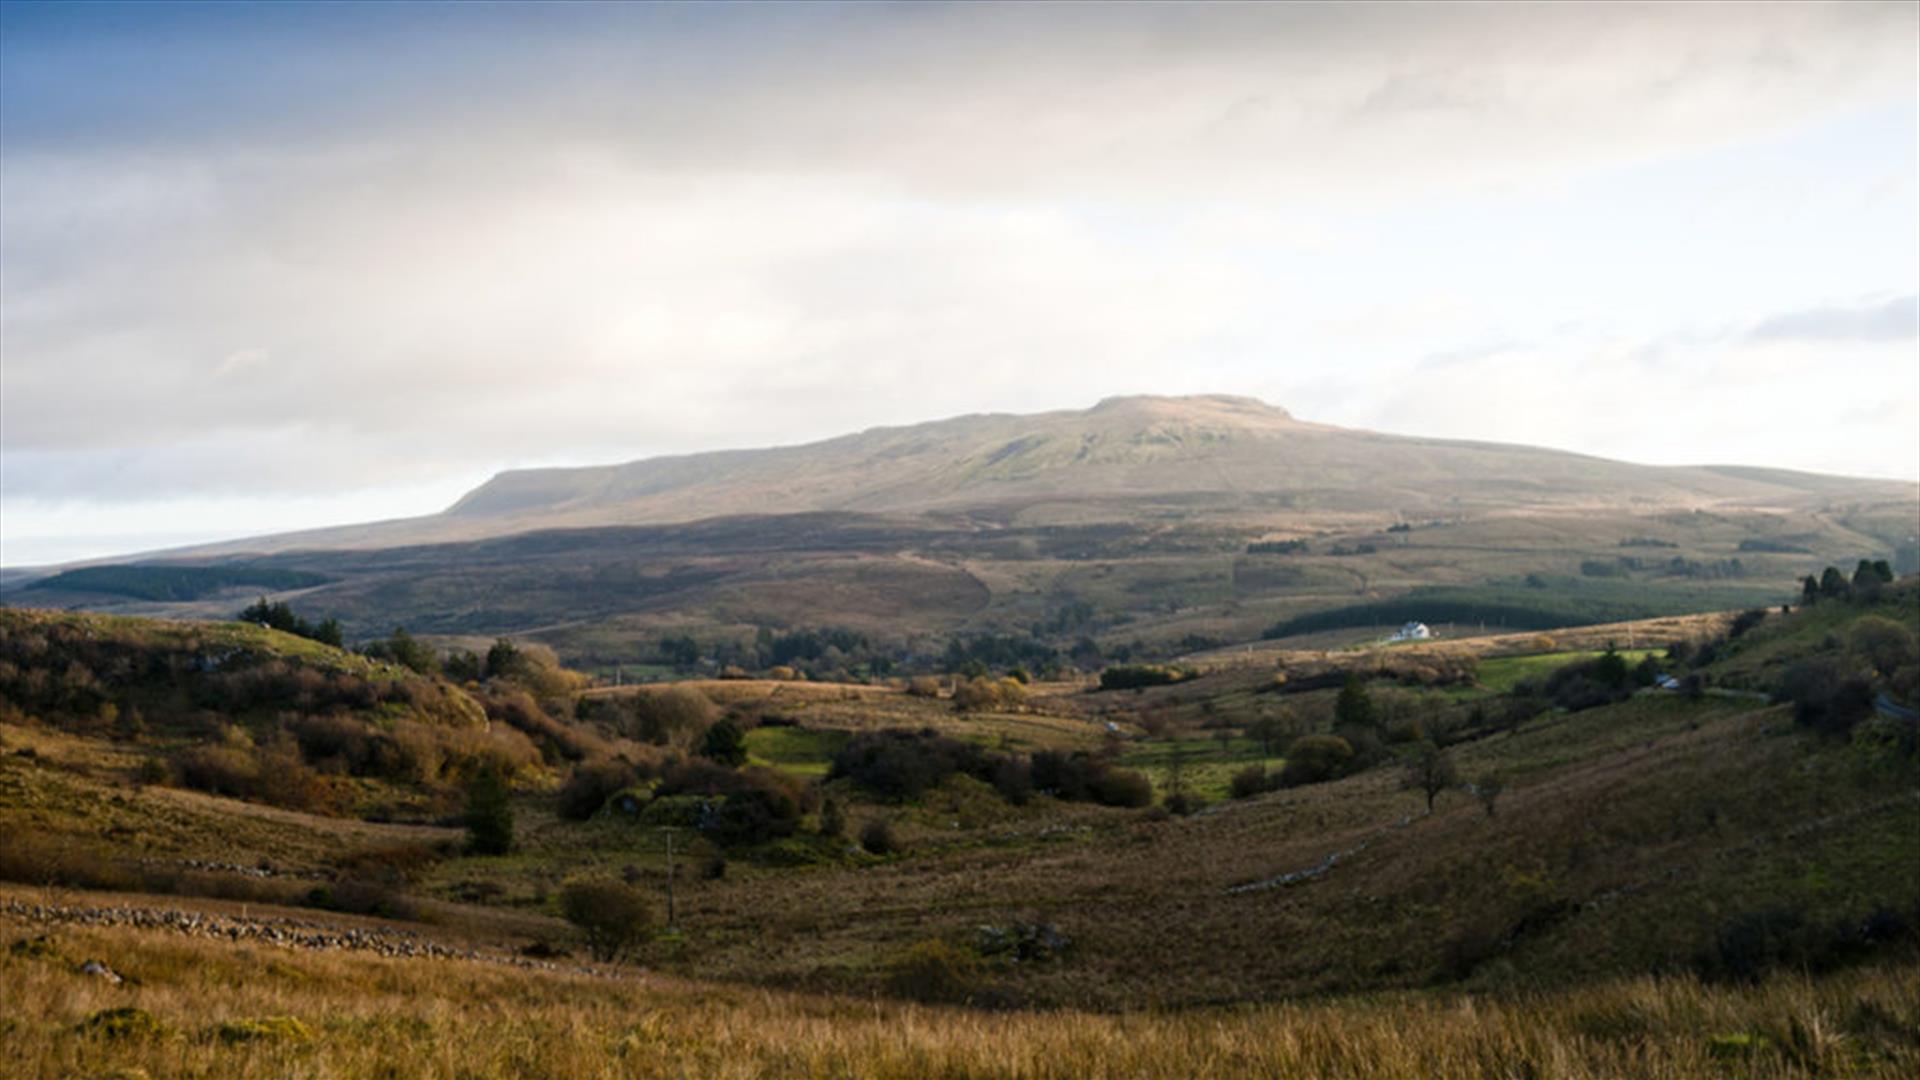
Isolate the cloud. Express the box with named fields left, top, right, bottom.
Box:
left=1747, top=295, right=1919, bottom=344
left=0, top=1, right=1915, bottom=560
left=5, top=3, right=1912, bottom=200
left=1358, top=326, right=1920, bottom=481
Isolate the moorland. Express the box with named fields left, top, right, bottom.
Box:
left=2, top=566, right=1916, bottom=1077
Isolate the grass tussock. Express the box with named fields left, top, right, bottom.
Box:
left=3, top=915, right=1919, bottom=1079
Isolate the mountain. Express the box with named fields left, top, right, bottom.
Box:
left=6, top=396, right=1915, bottom=662
left=83, top=394, right=1912, bottom=559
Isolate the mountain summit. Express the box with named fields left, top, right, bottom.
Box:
left=438, top=393, right=1876, bottom=534
left=81, top=395, right=1910, bottom=562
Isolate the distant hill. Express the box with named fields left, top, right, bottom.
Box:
left=5, top=396, right=1915, bottom=662
left=64, top=395, right=1913, bottom=560
left=446, top=394, right=1912, bottom=524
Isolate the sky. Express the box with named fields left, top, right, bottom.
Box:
left=2, top=1, right=1916, bottom=566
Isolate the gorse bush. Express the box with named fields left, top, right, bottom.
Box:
left=951, top=675, right=1026, bottom=712
left=577, top=685, right=717, bottom=746
left=484, top=688, right=606, bottom=763
left=170, top=736, right=337, bottom=813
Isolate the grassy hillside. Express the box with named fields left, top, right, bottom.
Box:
left=4, top=908, right=1915, bottom=1078
left=3, top=589, right=1914, bottom=1011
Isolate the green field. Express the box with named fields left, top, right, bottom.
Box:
left=1468, top=649, right=1664, bottom=695
left=744, top=725, right=849, bottom=777
left=1119, top=734, right=1285, bottom=800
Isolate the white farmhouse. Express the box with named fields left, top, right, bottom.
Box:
left=1389, top=621, right=1432, bottom=642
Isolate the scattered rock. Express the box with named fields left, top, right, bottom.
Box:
left=78, top=958, right=124, bottom=984
left=974, top=921, right=1071, bottom=963
left=0, top=898, right=599, bottom=977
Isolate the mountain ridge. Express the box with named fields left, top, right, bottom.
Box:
left=11, top=394, right=1915, bottom=573
left=441, top=392, right=1909, bottom=528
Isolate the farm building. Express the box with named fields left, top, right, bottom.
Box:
left=1389, top=622, right=1432, bottom=642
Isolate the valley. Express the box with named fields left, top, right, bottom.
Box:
left=2, top=574, right=1916, bottom=1076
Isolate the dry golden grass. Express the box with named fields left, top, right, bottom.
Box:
left=4, top=911, right=1917, bottom=1079
left=1184, top=610, right=1737, bottom=673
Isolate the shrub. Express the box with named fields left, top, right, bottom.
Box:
left=361, top=627, right=439, bottom=675
left=987, top=757, right=1033, bottom=806
left=621, top=686, right=718, bottom=745
left=172, top=744, right=261, bottom=798
left=698, top=719, right=749, bottom=766
left=952, top=676, right=1025, bottom=712
left=291, top=713, right=376, bottom=773
left=1777, top=659, right=1875, bottom=736
left=1473, top=773, right=1504, bottom=818
left=1694, top=904, right=1914, bottom=984
left=653, top=758, right=746, bottom=798
left=886, top=940, right=982, bottom=1003
left=486, top=640, right=582, bottom=698
left=1098, top=665, right=1186, bottom=691
left=1229, top=765, right=1271, bottom=800
left=557, top=760, right=637, bottom=821
left=0, top=829, right=138, bottom=891
left=464, top=767, right=514, bottom=855
left=559, top=879, right=652, bottom=962
left=830, top=728, right=989, bottom=801
left=482, top=689, right=603, bottom=763
left=1334, top=676, right=1376, bottom=730
left=905, top=676, right=943, bottom=698
left=647, top=763, right=807, bottom=845
left=859, top=818, right=901, bottom=855
left=1029, top=750, right=1092, bottom=800
left=309, top=878, right=417, bottom=920
left=708, top=785, right=801, bottom=847
left=1850, top=615, right=1918, bottom=676
left=819, top=798, right=846, bottom=838
left=1278, top=735, right=1354, bottom=788
left=1402, top=741, right=1458, bottom=812
left=1162, top=790, right=1202, bottom=816
left=1541, top=651, right=1636, bottom=712
left=1090, top=766, right=1154, bottom=808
